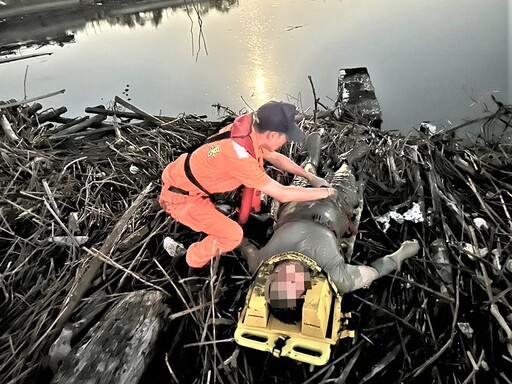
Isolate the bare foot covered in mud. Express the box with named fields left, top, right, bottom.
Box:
left=393, top=240, right=421, bottom=263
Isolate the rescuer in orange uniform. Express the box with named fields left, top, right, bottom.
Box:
left=159, top=101, right=336, bottom=268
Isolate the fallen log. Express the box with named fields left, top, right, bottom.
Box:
left=51, top=290, right=169, bottom=384
left=114, top=95, right=164, bottom=126
left=30, top=106, right=68, bottom=126
left=0, top=89, right=65, bottom=110
left=50, top=114, right=107, bottom=138
left=85, top=105, right=173, bottom=121
left=52, top=116, right=89, bottom=131
left=50, top=125, right=116, bottom=140
left=53, top=182, right=154, bottom=332
left=22, top=102, right=43, bottom=116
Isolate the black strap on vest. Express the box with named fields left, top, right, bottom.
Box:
left=183, top=131, right=232, bottom=196
left=168, top=185, right=189, bottom=195
left=204, top=131, right=230, bottom=144
left=184, top=153, right=211, bottom=196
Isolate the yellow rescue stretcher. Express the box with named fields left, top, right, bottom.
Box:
left=234, top=252, right=355, bottom=366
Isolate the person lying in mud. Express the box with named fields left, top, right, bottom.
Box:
left=238, top=133, right=420, bottom=319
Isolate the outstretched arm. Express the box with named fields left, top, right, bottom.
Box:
left=263, top=151, right=330, bottom=187
left=259, top=178, right=335, bottom=203
left=264, top=151, right=309, bottom=177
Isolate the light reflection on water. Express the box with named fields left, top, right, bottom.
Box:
left=0, top=0, right=510, bottom=131
left=239, top=2, right=273, bottom=108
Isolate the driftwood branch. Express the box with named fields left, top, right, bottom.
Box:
left=114, top=96, right=164, bottom=126
left=26, top=183, right=155, bottom=358
left=50, top=114, right=107, bottom=138
left=0, top=89, right=65, bottom=109
left=54, top=182, right=154, bottom=330
left=51, top=291, right=169, bottom=384
left=1, top=112, right=20, bottom=142
left=308, top=75, right=319, bottom=124
left=30, top=106, right=68, bottom=126
left=85, top=106, right=174, bottom=121
left=0, top=52, right=53, bottom=65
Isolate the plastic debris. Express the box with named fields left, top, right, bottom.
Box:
left=163, top=236, right=186, bottom=257
left=491, top=249, right=501, bottom=271
left=419, top=122, right=437, bottom=135
left=403, top=202, right=423, bottom=222
left=375, top=202, right=424, bottom=232
left=48, top=327, right=73, bottom=371
left=216, top=204, right=233, bottom=215
left=473, top=217, right=489, bottom=231
left=457, top=322, right=474, bottom=339
left=461, top=242, right=488, bottom=260
left=48, top=236, right=89, bottom=246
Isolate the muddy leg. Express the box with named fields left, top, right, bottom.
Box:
left=370, top=240, right=420, bottom=277
left=290, top=132, right=322, bottom=187
left=303, top=132, right=322, bottom=170
left=338, top=240, right=420, bottom=292
left=238, top=239, right=266, bottom=273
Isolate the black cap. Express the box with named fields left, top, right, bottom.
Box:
left=256, top=101, right=305, bottom=143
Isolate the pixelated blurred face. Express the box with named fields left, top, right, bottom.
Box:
left=268, top=262, right=312, bottom=309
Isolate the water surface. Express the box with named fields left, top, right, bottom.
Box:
left=0, top=0, right=510, bottom=130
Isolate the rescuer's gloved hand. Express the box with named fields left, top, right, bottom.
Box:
left=307, top=173, right=331, bottom=188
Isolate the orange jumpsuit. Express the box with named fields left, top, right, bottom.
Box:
left=159, top=115, right=272, bottom=268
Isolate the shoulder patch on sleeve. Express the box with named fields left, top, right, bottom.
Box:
left=232, top=141, right=250, bottom=159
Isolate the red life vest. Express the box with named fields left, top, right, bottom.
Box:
left=228, top=114, right=262, bottom=224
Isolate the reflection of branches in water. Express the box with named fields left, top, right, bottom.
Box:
left=184, top=0, right=209, bottom=61
left=184, top=0, right=238, bottom=59
left=99, top=0, right=237, bottom=56
left=0, top=34, right=75, bottom=55
left=0, top=0, right=238, bottom=56
left=193, top=1, right=208, bottom=60
left=107, top=11, right=162, bottom=28
left=184, top=1, right=195, bottom=57
left=209, top=0, right=239, bottom=13
left=100, top=1, right=237, bottom=30
left=151, top=10, right=163, bottom=27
